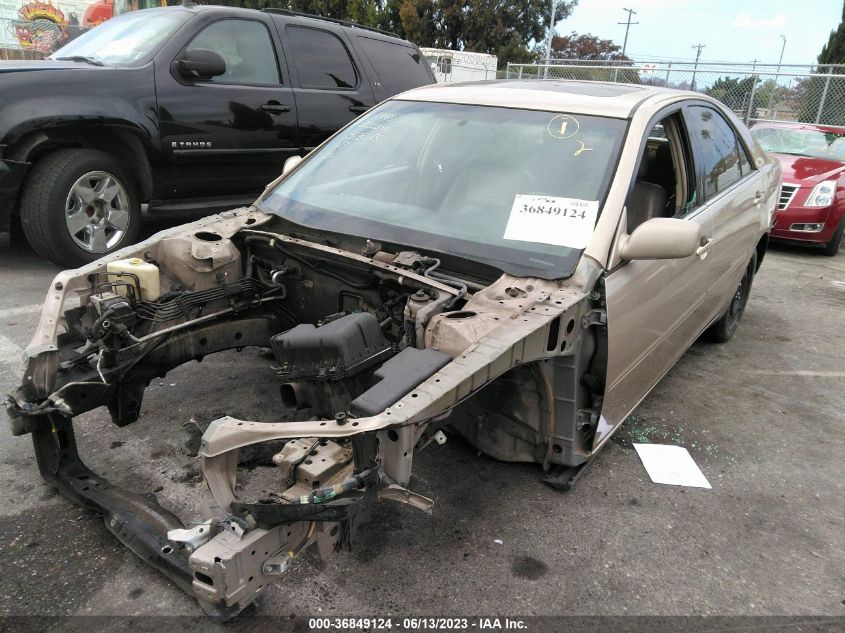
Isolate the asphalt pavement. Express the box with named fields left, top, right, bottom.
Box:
left=0, top=213, right=843, bottom=624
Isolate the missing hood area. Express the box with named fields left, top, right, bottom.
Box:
left=5, top=208, right=606, bottom=617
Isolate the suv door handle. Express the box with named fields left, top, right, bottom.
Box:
left=696, top=237, right=714, bottom=260
left=753, top=191, right=763, bottom=204
left=261, top=102, right=291, bottom=113
left=348, top=105, right=369, bottom=113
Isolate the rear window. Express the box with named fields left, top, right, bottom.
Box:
left=357, top=36, right=432, bottom=92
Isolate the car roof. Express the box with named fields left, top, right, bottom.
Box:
left=396, top=79, right=702, bottom=119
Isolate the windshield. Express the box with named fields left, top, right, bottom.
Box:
left=752, top=125, right=845, bottom=162
left=259, top=100, right=626, bottom=278
left=49, top=10, right=190, bottom=67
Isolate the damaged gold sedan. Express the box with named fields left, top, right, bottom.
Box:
left=6, top=81, right=780, bottom=616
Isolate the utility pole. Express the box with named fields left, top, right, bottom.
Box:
left=543, top=0, right=557, bottom=79
left=618, top=8, right=638, bottom=59
left=690, top=43, right=706, bottom=91
left=613, top=8, right=638, bottom=82
left=746, top=58, right=760, bottom=125
left=773, top=35, right=787, bottom=121
left=776, top=35, right=786, bottom=74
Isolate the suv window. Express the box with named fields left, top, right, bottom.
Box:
left=687, top=105, right=749, bottom=198
left=357, top=37, right=431, bottom=92
left=287, top=26, right=357, bottom=89
left=187, top=19, right=280, bottom=85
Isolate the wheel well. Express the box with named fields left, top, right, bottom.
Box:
left=755, top=234, right=768, bottom=272
left=13, top=127, right=153, bottom=201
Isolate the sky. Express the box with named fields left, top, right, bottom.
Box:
left=556, top=0, right=843, bottom=67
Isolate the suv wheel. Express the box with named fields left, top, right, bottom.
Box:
left=703, top=252, right=757, bottom=343
left=20, top=148, right=141, bottom=268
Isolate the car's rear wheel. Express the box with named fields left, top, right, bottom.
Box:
left=822, top=216, right=844, bottom=257
left=20, top=148, right=141, bottom=268
left=703, top=252, right=757, bottom=343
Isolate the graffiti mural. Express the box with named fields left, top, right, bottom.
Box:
left=1, top=0, right=104, bottom=52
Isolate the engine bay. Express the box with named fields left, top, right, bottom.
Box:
left=6, top=208, right=601, bottom=616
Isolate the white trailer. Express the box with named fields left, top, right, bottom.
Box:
left=420, top=47, right=498, bottom=83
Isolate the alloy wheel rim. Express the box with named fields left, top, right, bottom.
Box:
left=64, top=171, right=130, bottom=253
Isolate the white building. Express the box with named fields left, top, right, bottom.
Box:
left=420, top=47, right=498, bottom=84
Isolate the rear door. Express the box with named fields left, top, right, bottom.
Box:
left=683, top=104, right=764, bottom=321
left=155, top=15, right=299, bottom=199
left=272, top=18, right=376, bottom=152
left=596, top=109, right=719, bottom=450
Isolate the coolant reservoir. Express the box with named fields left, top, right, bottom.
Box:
left=106, top=258, right=161, bottom=302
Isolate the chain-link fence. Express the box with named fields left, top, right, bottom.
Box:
left=506, top=60, right=845, bottom=127
left=0, top=17, right=90, bottom=57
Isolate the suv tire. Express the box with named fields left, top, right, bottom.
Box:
left=20, top=148, right=141, bottom=268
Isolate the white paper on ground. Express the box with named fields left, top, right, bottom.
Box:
left=633, top=443, right=712, bottom=489
left=503, top=195, right=599, bottom=249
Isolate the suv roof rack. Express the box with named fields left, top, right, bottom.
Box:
left=261, top=8, right=400, bottom=39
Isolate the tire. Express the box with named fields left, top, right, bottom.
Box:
left=822, top=216, right=845, bottom=257
left=703, top=252, right=757, bottom=344
left=19, top=148, right=141, bottom=268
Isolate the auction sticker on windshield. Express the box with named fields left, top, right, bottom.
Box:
left=503, top=195, right=599, bottom=249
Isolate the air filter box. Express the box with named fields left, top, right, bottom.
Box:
left=271, top=312, right=392, bottom=381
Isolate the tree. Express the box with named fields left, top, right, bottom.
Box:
left=706, top=76, right=758, bottom=116
left=547, top=31, right=628, bottom=61
left=818, top=1, right=845, bottom=68
left=398, top=0, right=577, bottom=68
left=799, top=1, right=845, bottom=124
left=537, top=30, right=638, bottom=82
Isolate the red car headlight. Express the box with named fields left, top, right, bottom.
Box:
left=806, top=180, right=836, bottom=207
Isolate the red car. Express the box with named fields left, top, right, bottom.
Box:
left=751, top=122, right=845, bottom=256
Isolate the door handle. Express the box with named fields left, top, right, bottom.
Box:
left=261, top=102, right=291, bottom=113
left=696, top=237, right=714, bottom=260
left=753, top=191, right=763, bottom=204
left=348, top=105, right=369, bottom=113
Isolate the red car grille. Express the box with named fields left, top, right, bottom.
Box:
left=778, top=184, right=800, bottom=210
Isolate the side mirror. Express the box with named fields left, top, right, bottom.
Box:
left=176, top=49, right=226, bottom=81
left=282, top=155, right=303, bottom=175
left=620, top=217, right=702, bottom=261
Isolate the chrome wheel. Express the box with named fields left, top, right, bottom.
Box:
left=64, top=171, right=130, bottom=253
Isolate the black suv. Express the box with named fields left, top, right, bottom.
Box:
left=0, top=5, right=434, bottom=266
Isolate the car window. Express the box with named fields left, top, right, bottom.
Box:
left=751, top=125, right=845, bottom=161
left=687, top=106, right=748, bottom=199
left=49, top=10, right=191, bottom=67
left=738, top=142, right=753, bottom=175
left=259, top=100, right=627, bottom=278
left=627, top=115, right=690, bottom=229
left=286, top=26, right=357, bottom=89
left=186, top=19, right=279, bottom=85
left=357, top=36, right=431, bottom=92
